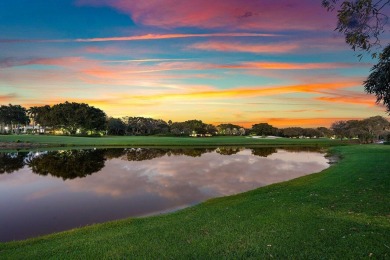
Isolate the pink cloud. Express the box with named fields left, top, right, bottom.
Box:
left=0, top=33, right=276, bottom=44
left=72, top=33, right=277, bottom=42
left=76, top=0, right=335, bottom=31
left=226, top=61, right=370, bottom=70
left=84, top=46, right=121, bottom=54
left=190, top=42, right=299, bottom=54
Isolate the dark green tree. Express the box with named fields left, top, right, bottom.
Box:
left=323, top=0, right=390, bottom=112
left=0, top=104, right=29, bottom=134
left=50, top=102, right=106, bottom=135
left=107, top=117, right=126, bottom=135
left=331, top=121, right=348, bottom=140
left=33, top=105, right=51, bottom=133
left=123, top=117, right=169, bottom=135
left=27, top=106, right=40, bottom=133
left=252, top=123, right=278, bottom=136
left=170, top=120, right=212, bottom=136
left=303, top=128, right=322, bottom=138
left=364, top=45, right=390, bottom=112
left=317, top=127, right=334, bottom=138
left=217, top=123, right=245, bottom=136
left=281, top=127, right=305, bottom=138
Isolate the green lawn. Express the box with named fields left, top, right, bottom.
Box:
left=0, top=135, right=345, bottom=148
left=1, top=145, right=389, bottom=259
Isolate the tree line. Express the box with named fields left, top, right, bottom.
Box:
left=331, top=116, right=390, bottom=143
left=0, top=102, right=389, bottom=141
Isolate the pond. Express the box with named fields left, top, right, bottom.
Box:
left=0, top=147, right=330, bottom=242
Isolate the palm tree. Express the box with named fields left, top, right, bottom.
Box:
left=27, top=106, right=40, bottom=134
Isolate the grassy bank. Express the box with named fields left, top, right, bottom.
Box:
left=1, top=145, right=389, bottom=259
left=0, top=135, right=345, bottom=148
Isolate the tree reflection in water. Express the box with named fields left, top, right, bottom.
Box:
left=251, top=147, right=277, bottom=157
left=104, top=147, right=217, bottom=161
left=216, top=147, right=244, bottom=155
left=26, top=150, right=106, bottom=180
left=0, top=152, right=27, bottom=174
left=0, top=147, right=323, bottom=178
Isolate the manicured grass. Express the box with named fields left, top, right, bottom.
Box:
left=0, top=135, right=345, bottom=148
left=1, top=145, right=389, bottom=259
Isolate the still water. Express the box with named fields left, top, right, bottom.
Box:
left=0, top=147, right=329, bottom=242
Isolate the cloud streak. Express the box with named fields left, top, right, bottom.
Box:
left=190, top=41, right=299, bottom=54
left=221, top=61, right=369, bottom=70
left=124, top=81, right=359, bottom=101
left=0, top=33, right=279, bottom=44
left=0, top=57, right=86, bottom=69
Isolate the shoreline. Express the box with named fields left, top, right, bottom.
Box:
left=1, top=145, right=389, bottom=258
left=0, top=135, right=348, bottom=151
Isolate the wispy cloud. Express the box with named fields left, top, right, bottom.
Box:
left=84, top=46, right=121, bottom=54
left=120, top=81, right=359, bottom=101
left=220, top=61, right=368, bottom=70
left=0, top=57, right=86, bottom=69
left=105, top=58, right=191, bottom=63
left=190, top=41, right=299, bottom=54
left=0, top=33, right=278, bottom=44
left=316, top=96, right=379, bottom=107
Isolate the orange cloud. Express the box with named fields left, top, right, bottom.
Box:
left=0, top=93, right=18, bottom=102
left=190, top=42, right=299, bottom=54
left=316, top=96, right=379, bottom=107
left=241, top=62, right=368, bottom=70
left=125, top=81, right=359, bottom=101
left=219, top=61, right=368, bottom=70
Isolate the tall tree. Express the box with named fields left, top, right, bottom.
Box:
left=364, top=44, right=390, bottom=113
left=107, top=117, right=126, bottom=135
left=0, top=104, right=29, bottom=134
left=34, top=105, right=51, bottom=133
left=323, top=0, right=390, bottom=112
left=251, top=123, right=278, bottom=136
left=49, top=102, right=106, bottom=135
left=216, top=123, right=245, bottom=136
left=27, top=106, right=40, bottom=133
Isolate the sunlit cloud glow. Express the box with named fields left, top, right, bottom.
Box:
left=0, top=0, right=388, bottom=127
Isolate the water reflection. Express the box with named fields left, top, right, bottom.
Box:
left=0, top=147, right=329, bottom=242
left=251, top=147, right=277, bottom=157
left=0, top=152, right=27, bottom=174
left=26, top=150, right=106, bottom=180
left=216, top=147, right=244, bottom=155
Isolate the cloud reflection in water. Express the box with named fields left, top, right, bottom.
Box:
left=0, top=147, right=328, bottom=242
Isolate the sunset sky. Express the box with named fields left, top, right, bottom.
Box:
left=1, top=0, right=389, bottom=127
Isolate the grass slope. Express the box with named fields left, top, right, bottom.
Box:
left=0, top=135, right=344, bottom=148
left=1, top=145, right=389, bottom=259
